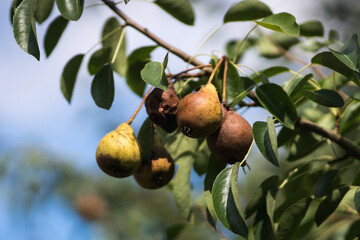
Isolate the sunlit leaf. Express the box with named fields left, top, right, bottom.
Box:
left=256, top=12, right=300, bottom=37
left=141, top=62, right=168, bottom=91
left=44, top=15, right=69, bottom=57
left=330, top=34, right=360, bottom=72
left=55, top=0, right=84, bottom=21
left=276, top=198, right=312, bottom=240
left=13, top=0, right=40, bottom=60
left=299, top=20, right=324, bottom=37
left=286, top=73, right=313, bottom=99
left=91, top=64, right=115, bottom=110
left=256, top=83, right=298, bottom=129
left=224, top=0, right=272, bottom=22
left=303, top=89, right=345, bottom=107
left=35, top=0, right=54, bottom=24
left=154, top=0, right=195, bottom=25
left=315, top=186, right=349, bottom=226
left=212, top=163, right=248, bottom=237
left=87, top=48, right=111, bottom=75
left=10, top=0, right=23, bottom=25
left=60, top=54, right=84, bottom=103
left=252, top=119, right=279, bottom=167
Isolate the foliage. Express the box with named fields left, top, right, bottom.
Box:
left=9, top=0, right=360, bottom=239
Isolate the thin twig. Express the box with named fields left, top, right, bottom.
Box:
left=169, top=64, right=211, bottom=79
left=207, top=57, right=224, bottom=84
left=328, top=154, right=351, bottom=164
left=127, top=86, right=153, bottom=125
left=222, top=58, right=228, bottom=102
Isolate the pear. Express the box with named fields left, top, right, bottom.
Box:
left=145, top=80, right=179, bottom=133
left=176, top=83, right=222, bottom=138
left=207, top=106, right=253, bottom=165
left=96, top=123, right=142, bottom=178
left=134, top=135, right=175, bottom=189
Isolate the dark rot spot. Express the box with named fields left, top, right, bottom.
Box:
left=96, top=154, right=134, bottom=178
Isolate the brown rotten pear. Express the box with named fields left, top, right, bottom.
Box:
left=145, top=80, right=179, bottom=132
left=134, top=136, right=175, bottom=189
left=176, top=83, right=222, bottom=138
left=207, top=105, right=253, bottom=165
left=96, top=123, right=142, bottom=178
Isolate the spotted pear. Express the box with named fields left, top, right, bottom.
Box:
left=134, top=135, right=175, bottom=189
left=176, top=83, right=222, bottom=138
left=207, top=105, right=253, bottom=165
left=96, top=123, right=142, bottom=178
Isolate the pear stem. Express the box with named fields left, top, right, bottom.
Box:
left=222, top=57, right=228, bottom=102
left=127, top=86, right=153, bottom=125
left=207, top=57, right=224, bottom=84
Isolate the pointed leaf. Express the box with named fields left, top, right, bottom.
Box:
left=212, top=163, right=248, bottom=237
left=60, top=54, right=84, bottom=103
left=315, top=186, right=350, bottom=226
left=88, top=48, right=111, bottom=75
left=303, top=89, right=345, bottom=107
left=251, top=66, right=289, bottom=83
left=91, top=64, right=115, bottom=110
left=163, top=52, right=169, bottom=70
left=299, top=20, right=324, bottom=37
left=169, top=155, right=194, bottom=221
left=330, top=34, right=360, bottom=72
left=253, top=204, right=275, bottom=240
left=35, top=0, right=54, bottom=24
left=102, top=17, right=127, bottom=77
left=141, top=62, right=168, bottom=91
left=256, top=83, right=298, bottom=129
left=13, top=0, right=40, bottom=60
left=128, top=45, right=157, bottom=64
left=286, top=73, right=313, bottom=99
left=224, top=0, right=272, bottom=22
left=256, top=12, right=300, bottom=37
left=276, top=198, right=312, bottom=240
left=56, top=0, right=84, bottom=21
left=314, top=170, right=339, bottom=198
left=154, top=0, right=195, bottom=25
left=137, top=117, right=154, bottom=163
left=44, top=15, right=69, bottom=57
left=252, top=120, right=279, bottom=167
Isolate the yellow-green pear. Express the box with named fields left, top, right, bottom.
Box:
left=176, top=83, right=222, bottom=138
left=96, top=123, right=142, bottom=178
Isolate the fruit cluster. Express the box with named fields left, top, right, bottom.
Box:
left=96, top=75, right=253, bottom=190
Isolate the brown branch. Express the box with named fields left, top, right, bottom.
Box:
left=101, top=0, right=206, bottom=68
left=328, top=154, right=351, bottom=164
left=169, top=64, right=211, bottom=79
left=296, top=118, right=360, bottom=160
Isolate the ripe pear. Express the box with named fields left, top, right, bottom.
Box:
left=176, top=83, right=222, bottom=138
left=134, top=135, right=175, bottom=189
left=96, top=123, right=142, bottom=178
left=207, top=105, right=253, bottom=165
left=145, top=80, right=179, bottom=133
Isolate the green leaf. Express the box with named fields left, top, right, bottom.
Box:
left=60, top=54, right=84, bottom=103
left=13, top=0, right=40, bottom=60
left=345, top=218, right=360, bottom=240
left=128, top=46, right=157, bottom=64
left=303, top=89, right=345, bottom=107
left=137, top=118, right=154, bottom=163
left=223, top=0, right=272, bottom=22
left=256, top=83, right=298, bottom=129
left=169, top=155, right=194, bottom=221
left=252, top=119, right=279, bottom=167
left=330, top=34, right=360, bottom=72
left=314, top=170, right=339, bottom=198
left=251, top=66, right=289, bottom=84
left=91, top=64, right=115, bottom=110
left=193, top=140, right=211, bottom=176
left=253, top=204, right=275, bottom=240
left=124, top=0, right=130, bottom=4
left=35, top=0, right=54, bottom=24
left=44, top=15, right=69, bottom=57
left=141, top=62, right=168, bottom=91
left=311, top=52, right=360, bottom=86
left=286, top=73, right=313, bottom=99
left=87, top=48, right=111, bottom=75
left=339, top=100, right=360, bottom=134
left=166, top=224, right=187, bottom=240
left=315, top=186, right=349, bottom=226
left=223, top=62, right=241, bottom=104
left=212, top=163, right=248, bottom=237
left=256, top=12, right=300, bottom=37
left=276, top=198, right=312, bottom=240
left=163, top=52, right=169, bottom=70
left=328, top=29, right=339, bottom=43
left=126, top=61, right=147, bottom=98
left=55, top=0, right=84, bottom=21
left=229, top=77, right=256, bottom=108
left=299, top=20, right=324, bottom=37
left=10, top=0, right=23, bottom=25
left=226, top=38, right=255, bottom=63
left=354, top=187, right=360, bottom=214
left=102, top=17, right=127, bottom=77
left=154, top=0, right=195, bottom=25
left=245, top=175, right=279, bottom=219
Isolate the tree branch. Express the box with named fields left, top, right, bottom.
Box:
left=101, top=0, right=205, bottom=67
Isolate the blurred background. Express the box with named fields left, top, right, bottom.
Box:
left=0, top=0, right=359, bottom=239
